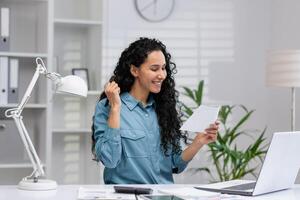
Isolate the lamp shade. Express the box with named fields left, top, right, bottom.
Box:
left=266, top=50, right=300, bottom=87
left=56, top=75, right=88, bottom=97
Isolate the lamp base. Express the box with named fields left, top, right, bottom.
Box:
left=18, top=179, right=57, bottom=191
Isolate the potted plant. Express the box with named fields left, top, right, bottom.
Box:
left=181, top=81, right=268, bottom=182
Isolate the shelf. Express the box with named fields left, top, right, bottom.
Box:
left=0, top=104, right=47, bottom=109
left=54, top=18, right=102, bottom=27
left=54, top=91, right=100, bottom=96
left=1, top=0, right=47, bottom=3
left=0, top=163, right=46, bottom=169
left=87, top=91, right=100, bottom=96
left=0, top=52, right=47, bottom=58
left=53, top=129, right=91, bottom=134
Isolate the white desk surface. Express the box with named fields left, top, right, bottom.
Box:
left=0, top=184, right=300, bottom=200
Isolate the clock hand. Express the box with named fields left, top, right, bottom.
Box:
left=154, top=0, right=157, bottom=15
left=140, top=0, right=156, bottom=12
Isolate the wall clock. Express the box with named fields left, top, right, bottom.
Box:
left=134, top=0, right=175, bottom=22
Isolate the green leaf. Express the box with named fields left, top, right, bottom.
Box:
left=218, top=105, right=233, bottom=124
left=195, top=80, right=204, bottom=106
left=183, top=86, right=195, bottom=101
left=229, top=109, right=254, bottom=137
left=250, top=128, right=267, bottom=153
left=182, top=104, right=194, bottom=116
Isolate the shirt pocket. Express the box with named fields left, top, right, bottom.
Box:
left=120, top=129, right=148, bottom=158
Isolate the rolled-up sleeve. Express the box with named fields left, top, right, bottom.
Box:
left=171, top=149, right=190, bottom=174
left=93, top=100, right=122, bottom=168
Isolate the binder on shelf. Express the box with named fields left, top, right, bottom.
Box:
left=0, top=56, right=8, bottom=105
left=0, top=7, right=9, bottom=51
left=8, top=58, right=19, bottom=104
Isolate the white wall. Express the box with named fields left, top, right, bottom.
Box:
left=270, top=0, right=300, bottom=129
left=269, top=0, right=300, bottom=183
left=102, top=0, right=300, bottom=183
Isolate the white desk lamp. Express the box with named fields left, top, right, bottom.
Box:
left=5, top=57, right=87, bottom=190
left=266, top=50, right=300, bottom=131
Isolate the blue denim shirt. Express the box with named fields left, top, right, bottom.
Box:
left=93, top=92, right=189, bottom=184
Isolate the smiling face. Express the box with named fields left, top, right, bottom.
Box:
left=130, top=50, right=167, bottom=99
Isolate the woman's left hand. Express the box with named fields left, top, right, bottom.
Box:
left=182, top=121, right=220, bottom=162
left=193, top=121, right=220, bottom=146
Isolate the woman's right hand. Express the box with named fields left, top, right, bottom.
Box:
left=105, top=81, right=121, bottom=109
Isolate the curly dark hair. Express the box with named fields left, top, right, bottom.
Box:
left=92, top=37, right=188, bottom=159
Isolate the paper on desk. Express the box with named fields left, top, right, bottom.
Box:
left=78, top=187, right=135, bottom=200
left=180, top=105, right=220, bottom=133
left=159, top=187, right=220, bottom=199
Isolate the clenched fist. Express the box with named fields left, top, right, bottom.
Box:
left=105, top=81, right=121, bottom=109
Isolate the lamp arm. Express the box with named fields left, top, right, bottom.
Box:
left=13, top=116, right=45, bottom=180
left=4, top=58, right=48, bottom=182
left=17, top=59, right=47, bottom=115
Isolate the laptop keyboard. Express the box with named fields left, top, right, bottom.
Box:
left=223, top=182, right=256, bottom=191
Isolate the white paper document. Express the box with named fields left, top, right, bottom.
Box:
left=159, top=187, right=220, bottom=199
left=78, top=187, right=135, bottom=200
left=180, top=105, right=220, bottom=133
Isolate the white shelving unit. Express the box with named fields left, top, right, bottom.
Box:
left=0, top=0, right=49, bottom=185
left=50, top=0, right=103, bottom=184
left=0, top=0, right=104, bottom=185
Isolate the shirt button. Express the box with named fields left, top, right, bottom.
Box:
left=145, top=114, right=149, bottom=117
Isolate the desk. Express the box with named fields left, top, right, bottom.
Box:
left=0, top=184, right=300, bottom=200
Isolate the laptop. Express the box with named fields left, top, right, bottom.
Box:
left=195, top=132, right=300, bottom=196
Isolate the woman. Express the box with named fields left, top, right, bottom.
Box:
left=92, top=37, right=219, bottom=184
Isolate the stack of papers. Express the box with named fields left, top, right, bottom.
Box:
left=159, top=187, right=220, bottom=199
